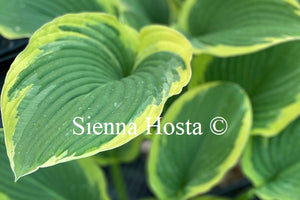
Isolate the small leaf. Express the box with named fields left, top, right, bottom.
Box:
left=148, top=82, right=252, bottom=199
left=0, top=129, right=110, bottom=200
left=94, top=135, right=143, bottom=166
left=1, top=13, right=192, bottom=179
left=178, top=0, right=300, bottom=56
left=191, top=41, right=300, bottom=136
left=242, top=117, right=300, bottom=200
left=0, top=0, right=118, bottom=39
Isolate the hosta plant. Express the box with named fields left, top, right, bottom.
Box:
left=0, top=0, right=299, bottom=199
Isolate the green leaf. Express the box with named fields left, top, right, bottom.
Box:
left=148, top=82, right=252, bottom=199
left=0, top=129, right=110, bottom=200
left=192, top=196, right=230, bottom=200
left=0, top=193, right=9, bottom=200
left=172, top=0, right=186, bottom=7
left=93, top=135, right=143, bottom=166
left=1, top=13, right=192, bottom=179
left=178, top=0, right=300, bottom=56
left=191, top=41, right=300, bottom=137
left=242, top=117, right=300, bottom=200
left=119, top=0, right=170, bottom=30
left=0, top=0, right=118, bottom=39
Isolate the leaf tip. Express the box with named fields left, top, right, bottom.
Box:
left=12, top=162, right=38, bottom=182
left=12, top=167, right=25, bottom=182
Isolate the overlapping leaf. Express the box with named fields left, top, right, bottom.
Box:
left=119, top=0, right=170, bottom=30
left=148, top=82, right=252, bottom=199
left=0, top=129, right=110, bottom=200
left=0, top=0, right=118, bottom=39
left=178, top=0, right=300, bottom=56
left=1, top=13, right=192, bottom=179
left=242, top=117, right=300, bottom=200
left=191, top=41, right=300, bottom=136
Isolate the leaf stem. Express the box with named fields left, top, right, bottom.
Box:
left=109, top=161, right=128, bottom=200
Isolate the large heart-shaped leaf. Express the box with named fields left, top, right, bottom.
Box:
left=242, top=117, right=300, bottom=200
left=0, top=129, right=110, bottom=199
left=119, top=0, right=170, bottom=30
left=190, top=41, right=300, bottom=137
left=178, top=0, right=300, bottom=56
left=0, top=0, right=118, bottom=39
left=148, top=82, right=252, bottom=199
left=1, top=13, right=192, bottom=179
